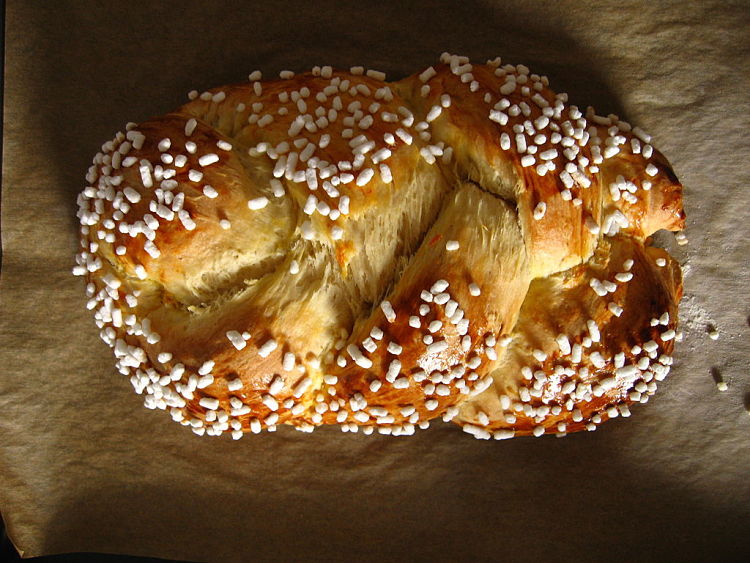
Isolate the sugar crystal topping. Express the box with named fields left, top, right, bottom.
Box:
left=73, top=52, right=683, bottom=439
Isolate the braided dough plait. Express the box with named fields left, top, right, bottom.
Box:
left=73, top=53, right=685, bottom=439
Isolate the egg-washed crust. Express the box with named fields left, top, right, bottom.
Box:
left=73, top=53, right=685, bottom=439
left=455, top=235, right=682, bottom=439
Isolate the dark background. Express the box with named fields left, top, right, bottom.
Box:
left=1, top=515, right=181, bottom=562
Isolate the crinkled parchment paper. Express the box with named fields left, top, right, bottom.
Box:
left=2, top=1, right=749, bottom=560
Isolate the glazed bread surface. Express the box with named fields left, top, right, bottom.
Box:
left=74, top=54, right=685, bottom=439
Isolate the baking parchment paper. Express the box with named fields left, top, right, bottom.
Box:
left=2, top=1, right=749, bottom=561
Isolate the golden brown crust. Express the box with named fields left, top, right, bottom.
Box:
left=454, top=235, right=682, bottom=438
left=397, top=62, right=685, bottom=278
left=73, top=54, right=685, bottom=439
left=320, top=184, right=531, bottom=431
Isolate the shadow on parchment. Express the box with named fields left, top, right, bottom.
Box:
left=27, top=0, right=627, bottom=219
left=13, top=1, right=748, bottom=561
left=36, top=419, right=750, bottom=563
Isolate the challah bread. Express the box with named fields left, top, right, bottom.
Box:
left=73, top=53, right=685, bottom=439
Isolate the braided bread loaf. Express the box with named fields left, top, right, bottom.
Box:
left=73, top=53, right=685, bottom=439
